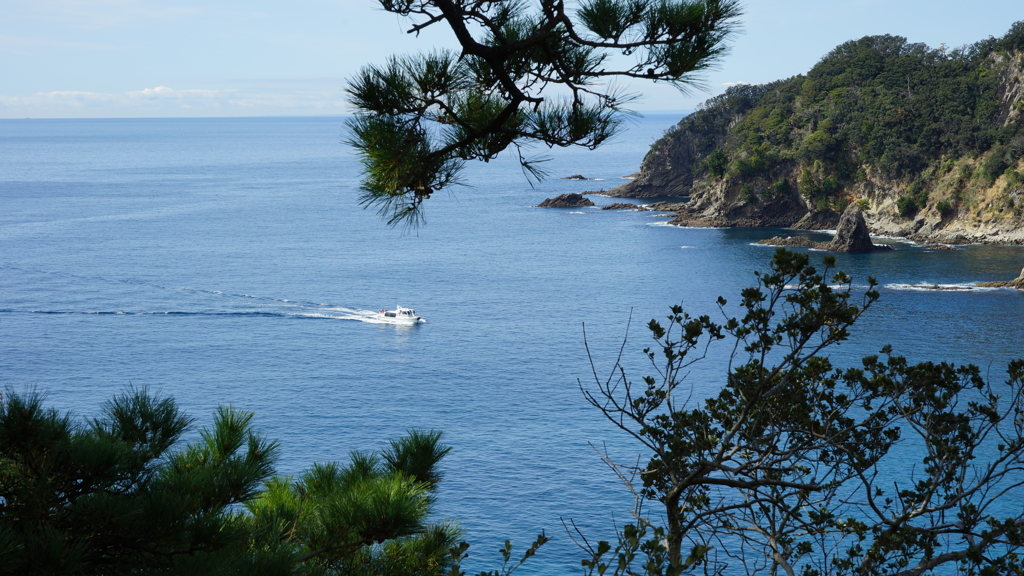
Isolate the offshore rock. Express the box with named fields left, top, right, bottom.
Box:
left=536, top=193, right=595, bottom=208
left=824, top=204, right=889, bottom=252
left=758, top=206, right=893, bottom=252
left=601, top=203, right=648, bottom=210
left=756, top=236, right=818, bottom=248
left=977, top=266, right=1024, bottom=289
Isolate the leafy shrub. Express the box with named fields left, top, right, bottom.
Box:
left=897, top=195, right=919, bottom=217
left=1009, top=135, right=1024, bottom=160
left=820, top=175, right=839, bottom=196
left=731, top=146, right=770, bottom=178
left=1004, top=169, right=1023, bottom=189
left=856, top=198, right=870, bottom=211
left=799, top=167, right=818, bottom=198
left=797, top=124, right=838, bottom=163
left=767, top=177, right=791, bottom=198
left=702, top=149, right=728, bottom=178
left=935, top=200, right=954, bottom=215
left=905, top=178, right=930, bottom=210
left=982, top=144, right=1010, bottom=183
left=995, top=20, right=1024, bottom=52
left=740, top=183, right=757, bottom=202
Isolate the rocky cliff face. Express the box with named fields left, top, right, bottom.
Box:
left=661, top=158, right=1024, bottom=244
left=609, top=26, right=1024, bottom=244
left=610, top=82, right=778, bottom=199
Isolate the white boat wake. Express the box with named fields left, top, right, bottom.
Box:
left=311, top=306, right=424, bottom=325
left=0, top=266, right=424, bottom=325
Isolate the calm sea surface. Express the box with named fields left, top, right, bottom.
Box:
left=2, top=116, right=1023, bottom=573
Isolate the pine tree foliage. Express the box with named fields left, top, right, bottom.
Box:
left=346, top=0, right=742, bottom=225
left=0, top=390, right=499, bottom=576
left=577, top=249, right=1024, bottom=575
left=245, top=429, right=461, bottom=575
left=0, top=388, right=276, bottom=575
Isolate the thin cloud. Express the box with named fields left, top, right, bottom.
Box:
left=0, top=86, right=348, bottom=117
left=223, top=77, right=347, bottom=86
left=24, top=0, right=201, bottom=30
left=126, top=86, right=236, bottom=99
left=0, top=34, right=123, bottom=51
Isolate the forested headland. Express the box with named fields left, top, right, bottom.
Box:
left=611, top=22, right=1024, bottom=244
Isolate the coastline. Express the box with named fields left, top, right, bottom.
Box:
left=661, top=211, right=1024, bottom=246
left=589, top=187, right=1024, bottom=245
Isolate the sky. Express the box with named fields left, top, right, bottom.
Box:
left=1, top=0, right=1021, bottom=118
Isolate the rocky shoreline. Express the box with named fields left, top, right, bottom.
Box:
left=580, top=187, right=1023, bottom=288
left=567, top=186, right=1021, bottom=251
left=661, top=214, right=1024, bottom=246
left=587, top=183, right=1022, bottom=246
left=977, top=267, right=1024, bottom=289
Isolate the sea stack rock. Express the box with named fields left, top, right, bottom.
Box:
left=535, top=193, right=595, bottom=208
left=823, top=204, right=890, bottom=253
left=757, top=205, right=892, bottom=252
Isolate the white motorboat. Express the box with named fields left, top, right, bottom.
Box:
left=378, top=306, right=422, bottom=324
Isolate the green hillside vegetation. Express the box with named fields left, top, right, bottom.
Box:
left=640, top=21, right=1024, bottom=230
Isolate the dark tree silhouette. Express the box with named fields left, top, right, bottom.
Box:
left=575, top=249, right=1024, bottom=575
left=346, top=0, right=741, bottom=225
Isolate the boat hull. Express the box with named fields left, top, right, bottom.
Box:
left=379, top=306, right=422, bottom=324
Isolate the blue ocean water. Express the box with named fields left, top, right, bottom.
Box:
left=2, top=115, right=1023, bottom=573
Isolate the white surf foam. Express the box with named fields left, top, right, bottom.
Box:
left=885, top=283, right=996, bottom=292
